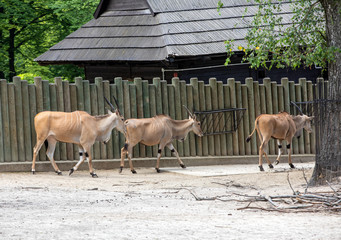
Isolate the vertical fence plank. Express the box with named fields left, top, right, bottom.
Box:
left=172, top=77, right=183, bottom=156
left=55, top=77, right=67, bottom=160
left=180, top=80, right=190, bottom=157
left=0, top=81, right=4, bottom=162
left=34, top=77, right=46, bottom=161
left=224, top=84, right=233, bottom=155
left=205, top=84, right=215, bottom=156
left=21, top=80, right=32, bottom=161
left=110, top=84, right=121, bottom=159
left=199, top=81, right=208, bottom=156
left=135, top=78, right=145, bottom=157
left=103, top=80, right=113, bottom=159
left=161, top=80, right=171, bottom=157
left=271, top=81, right=279, bottom=155
left=253, top=81, right=261, bottom=152
left=129, top=84, right=139, bottom=158
left=217, top=81, right=227, bottom=156
left=63, top=80, right=74, bottom=160
left=149, top=84, right=158, bottom=157
left=278, top=85, right=284, bottom=112
left=299, top=78, right=310, bottom=154
left=242, top=85, right=250, bottom=155
left=296, top=82, right=305, bottom=154
left=289, top=81, right=299, bottom=154
left=142, top=80, right=152, bottom=157
left=90, top=83, right=100, bottom=160
left=281, top=78, right=290, bottom=113
left=1, top=79, right=11, bottom=162
left=153, top=77, right=163, bottom=115
left=246, top=78, right=257, bottom=155
left=167, top=84, right=177, bottom=155
left=236, top=82, right=245, bottom=155
left=114, top=77, right=125, bottom=151
left=49, top=84, right=60, bottom=161
left=263, top=78, right=275, bottom=155
left=75, top=77, right=84, bottom=111
left=13, top=77, right=25, bottom=161
left=209, top=78, right=220, bottom=156
left=186, top=84, right=196, bottom=156
left=190, top=78, right=202, bottom=156
left=95, top=77, right=106, bottom=159
left=228, top=78, right=239, bottom=155
left=307, top=80, right=316, bottom=154
left=28, top=84, right=37, bottom=161
left=70, top=84, right=79, bottom=160
left=8, top=84, right=18, bottom=161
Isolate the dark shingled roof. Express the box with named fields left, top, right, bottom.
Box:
left=35, top=0, right=293, bottom=65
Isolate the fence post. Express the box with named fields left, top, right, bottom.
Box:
left=295, top=82, right=305, bottom=154
left=142, top=80, right=152, bottom=157
left=180, top=80, right=190, bottom=157
left=129, top=83, right=139, bottom=158
left=90, top=83, right=100, bottom=160
left=1, top=79, right=11, bottom=162
left=172, top=77, right=183, bottom=156
left=307, top=80, right=316, bottom=154
left=28, top=84, right=37, bottom=161
left=149, top=84, right=158, bottom=156
left=246, top=78, right=257, bottom=155
left=134, top=78, right=145, bottom=157
left=289, top=80, right=299, bottom=154
left=236, top=82, right=245, bottom=155
left=281, top=78, right=290, bottom=113
left=55, top=77, right=67, bottom=160
left=190, top=78, right=202, bottom=156
left=186, top=84, right=196, bottom=156
left=263, top=78, right=275, bottom=155
left=75, top=77, right=84, bottom=111
left=13, top=77, right=25, bottom=161
left=153, top=77, right=163, bottom=115
left=49, top=83, right=60, bottom=161
left=228, top=78, right=239, bottom=155
left=114, top=77, right=125, bottom=150
left=217, top=81, right=227, bottom=156
left=209, top=78, right=220, bottom=156
left=63, top=80, right=74, bottom=160
left=103, top=80, right=112, bottom=159
left=242, top=85, right=250, bottom=155
left=0, top=81, right=3, bottom=162
left=21, top=80, right=32, bottom=161
left=8, top=83, right=18, bottom=161
left=224, top=84, right=233, bottom=155
left=253, top=81, right=261, bottom=152
left=34, top=77, right=46, bottom=160
left=110, top=84, right=121, bottom=159
left=95, top=77, right=106, bottom=159
left=161, top=80, right=171, bottom=156
left=70, top=83, right=79, bottom=160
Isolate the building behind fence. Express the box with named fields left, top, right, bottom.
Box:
left=0, top=76, right=325, bottom=163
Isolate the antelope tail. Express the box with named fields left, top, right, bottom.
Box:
left=246, top=117, right=259, bottom=142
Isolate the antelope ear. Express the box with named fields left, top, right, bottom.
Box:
left=308, top=116, right=315, bottom=120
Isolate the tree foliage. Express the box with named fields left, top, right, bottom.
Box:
left=218, top=0, right=340, bottom=70
left=0, top=0, right=98, bottom=82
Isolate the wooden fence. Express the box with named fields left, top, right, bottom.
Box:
left=0, top=76, right=325, bottom=163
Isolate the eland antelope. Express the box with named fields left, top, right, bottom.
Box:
left=120, top=107, right=203, bottom=174
left=31, top=97, right=125, bottom=177
left=246, top=112, right=314, bottom=171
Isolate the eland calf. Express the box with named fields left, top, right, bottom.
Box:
left=120, top=107, right=203, bottom=174
left=32, top=98, right=125, bottom=177
left=246, top=112, right=313, bottom=171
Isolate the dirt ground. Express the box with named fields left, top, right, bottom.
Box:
left=0, top=163, right=340, bottom=240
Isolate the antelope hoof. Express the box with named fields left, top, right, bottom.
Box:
left=269, top=164, right=274, bottom=169
left=155, top=168, right=161, bottom=173
left=274, top=160, right=280, bottom=165
left=90, top=173, right=98, bottom=178
left=32, top=170, right=35, bottom=175
left=119, top=167, right=123, bottom=173
left=259, top=165, right=264, bottom=171
left=69, top=168, right=74, bottom=176
left=56, top=171, right=62, bottom=175
left=180, top=164, right=186, bottom=169
left=289, top=163, right=295, bottom=169
left=131, top=169, right=137, bottom=174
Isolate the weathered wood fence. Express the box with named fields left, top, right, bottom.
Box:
left=0, top=76, right=325, bottom=163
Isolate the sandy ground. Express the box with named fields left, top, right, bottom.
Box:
left=0, top=162, right=340, bottom=240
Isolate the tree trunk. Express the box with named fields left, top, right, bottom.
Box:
left=310, top=0, right=341, bottom=185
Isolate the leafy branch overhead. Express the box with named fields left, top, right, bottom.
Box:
left=218, top=0, right=341, bottom=70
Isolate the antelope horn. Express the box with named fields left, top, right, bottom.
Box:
left=290, top=101, right=303, bottom=115
left=104, top=96, right=116, bottom=112
left=183, top=105, right=194, bottom=118
left=112, top=95, right=121, bottom=114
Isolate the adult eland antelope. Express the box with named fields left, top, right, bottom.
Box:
left=120, top=106, right=203, bottom=174
left=246, top=112, right=314, bottom=171
left=31, top=97, right=125, bottom=177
